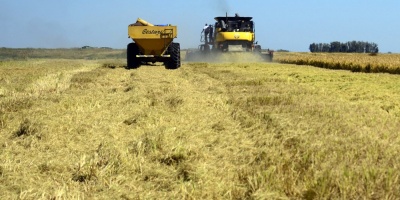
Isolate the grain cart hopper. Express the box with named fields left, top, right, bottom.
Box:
left=186, top=13, right=273, bottom=62
left=127, top=18, right=180, bottom=69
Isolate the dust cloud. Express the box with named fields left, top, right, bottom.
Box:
left=185, top=51, right=269, bottom=63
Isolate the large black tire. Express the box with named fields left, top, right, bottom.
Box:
left=165, top=43, right=181, bottom=70
left=127, top=43, right=140, bottom=69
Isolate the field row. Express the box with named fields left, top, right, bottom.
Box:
left=274, top=52, right=400, bottom=74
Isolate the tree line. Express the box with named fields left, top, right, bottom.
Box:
left=309, top=41, right=379, bottom=53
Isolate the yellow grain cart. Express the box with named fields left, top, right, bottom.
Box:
left=127, top=18, right=180, bottom=69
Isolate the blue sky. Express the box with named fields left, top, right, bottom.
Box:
left=1, top=0, right=399, bottom=52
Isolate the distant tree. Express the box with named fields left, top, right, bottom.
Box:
left=330, top=41, right=341, bottom=52
left=366, top=42, right=372, bottom=52
left=309, top=41, right=379, bottom=53
left=277, top=49, right=290, bottom=52
left=309, top=43, right=317, bottom=52
left=340, top=43, right=348, bottom=52
left=318, top=43, right=324, bottom=52
left=371, top=43, right=379, bottom=53
left=349, top=41, right=357, bottom=52
left=374, top=46, right=379, bottom=53
left=322, top=43, right=330, bottom=52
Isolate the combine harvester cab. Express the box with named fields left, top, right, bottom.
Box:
left=127, top=18, right=180, bottom=69
left=186, top=13, right=273, bottom=62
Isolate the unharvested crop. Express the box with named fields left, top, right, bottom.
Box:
left=275, top=52, right=400, bottom=74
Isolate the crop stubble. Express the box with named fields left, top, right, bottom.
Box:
left=0, top=58, right=400, bottom=199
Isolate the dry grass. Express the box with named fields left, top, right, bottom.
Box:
left=1, top=56, right=400, bottom=199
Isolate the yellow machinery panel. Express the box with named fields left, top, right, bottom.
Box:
left=128, top=25, right=177, bottom=55
left=215, top=32, right=254, bottom=43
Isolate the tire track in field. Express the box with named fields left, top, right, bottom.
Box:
left=25, top=63, right=99, bottom=97
left=121, top=63, right=261, bottom=196
left=0, top=61, right=100, bottom=118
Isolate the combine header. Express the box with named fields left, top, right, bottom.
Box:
left=186, top=13, right=273, bottom=62
left=127, top=18, right=180, bottom=69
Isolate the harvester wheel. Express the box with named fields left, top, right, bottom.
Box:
left=165, top=43, right=181, bottom=70
left=127, top=43, right=141, bottom=69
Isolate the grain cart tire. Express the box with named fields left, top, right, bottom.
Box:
left=127, top=43, right=141, bottom=69
left=165, top=43, right=181, bottom=70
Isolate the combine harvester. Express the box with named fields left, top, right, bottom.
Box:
left=186, top=13, right=273, bottom=62
left=127, top=18, right=180, bottom=69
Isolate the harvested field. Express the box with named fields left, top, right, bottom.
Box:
left=1, top=53, right=400, bottom=199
